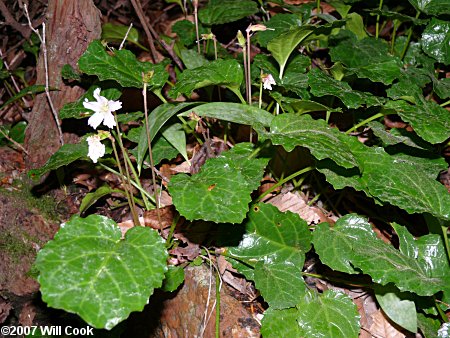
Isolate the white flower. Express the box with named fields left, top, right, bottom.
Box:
left=86, top=135, right=105, bottom=163
left=262, top=73, right=276, bottom=90
left=83, top=88, right=122, bottom=129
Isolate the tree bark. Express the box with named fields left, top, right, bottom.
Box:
left=25, top=0, right=102, bottom=170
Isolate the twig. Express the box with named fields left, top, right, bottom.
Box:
left=193, top=0, right=200, bottom=54
left=130, top=0, right=184, bottom=70
left=0, top=49, right=30, bottom=108
left=0, top=0, right=30, bottom=38
left=23, top=4, right=64, bottom=145
left=0, top=128, right=29, bottom=154
left=119, top=23, right=133, bottom=50
left=129, top=0, right=158, bottom=62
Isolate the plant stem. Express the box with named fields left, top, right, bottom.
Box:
left=165, top=213, right=180, bottom=247
left=345, top=112, right=384, bottom=134
left=215, top=271, right=221, bottom=338
left=375, top=0, right=383, bottom=39
left=110, top=131, right=140, bottom=226
left=122, top=150, right=151, bottom=210
left=99, top=163, right=156, bottom=203
left=442, top=225, right=450, bottom=265
left=143, top=81, right=162, bottom=229
left=400, top=11, right=420, bottom=61
left=440, top=99, right=450, bottom=107
left=434, top=296, right=449, bottom=323
left=193, top=0, right=200, bottom=54
left=257, top=166, right=315, bottom=201
left=302, top=271, right=373, bottom=288
left=316, top=0, right=321, bottom=14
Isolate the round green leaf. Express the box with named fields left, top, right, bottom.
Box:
left=35, top=215, right=168, bottom=329
left=297, top=289, right=360, bottom=338
left=422, top=18, right=450, bottom=65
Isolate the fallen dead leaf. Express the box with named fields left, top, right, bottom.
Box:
left=268, top=191, right=327, bottom=224
left=369, top=309, right=406, bottom=338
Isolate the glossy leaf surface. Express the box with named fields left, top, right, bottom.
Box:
left=169, top=143, right=269, bottom=223
left=169, top=59, right=243, bottom=98
left=313, top=214, right=450, bottom=295
left=35, top=215, right=167, bottom=329
left=78, top=40, right=168, bottom=89
left=297, top=289, right=360, bottom=338
left=229, top=203, right=311, bottom=308
left=198, top=0, right=258, bottom=25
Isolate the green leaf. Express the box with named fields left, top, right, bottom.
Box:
left=60, top=86, right=122, bottom=120
left=101, top=23, right=148, bottom=51
left=407, top=0, right=450, bottom=15
left=78, top=40, right=168, bottom=89
left=0, top=84, right=46, bottom=110
left=261, top=308, right=302, bottom=338
left=161, top=266, right=185, bottom=292
left=329, top=34, right=402, bottom=84
left=35, top=215, right=168, bottom=329
left=61, top=64, right=81, bottom=81
left=368, top=121, right=433, bottom=150
left=179, top=49, right=209, bottom=69
left=280, top=55, right=311, bottom=98
left=313, top=214, right=450, bottom=295
left=267, top=26, right=314, bottom=76
left=137, top=102, right=198, bottom=172
left=169, top=143, right=269, bottom=223
left=345, top=12, right=368, bottom=40
left=297, top=289, right=360, bottom=338
left=383, top=99, right=450, bottom=144
left=265, top=114, right=358, bottom=168
left=115, top=111, right=144, bottom=124
left=172, top=20, right=202, bottom=47
left=256, top=14, right=301, bottom=48
left=433, top=77, right=450, bottom=100
left=308, top=69, right=384, bottom=108
left=422, top=18, right=450, bottom=65
left=8, top=121, right=27, bottom=143
left=180, top=102, right=274, bottom=127
left=228, top=203, right=311, bottom=308
left=28, top=143, right=88, bottom=179
left=79, top=185, right=123, bottom=214
left=374, top=284, right=417, bottom=333
left=198, top=0, right=258, bottom=25
left=168, top=59, right=243, bottom=99
left=161, top=123, right=188, bottom=162
left=417, top=313, right=442, bottom=338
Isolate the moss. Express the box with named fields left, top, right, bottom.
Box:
left=0, top=176, right=59, bottom=222
left=0, top=231, right=34, bottom=263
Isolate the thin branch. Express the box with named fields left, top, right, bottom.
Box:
left=23, top=4, right=64, bottom=145
left=0, top=128, right=29, bottom=154
left=130, top=0, right=184, bottom=70
left=0, top=0, right=30, bottom=38
left=119, top=23, right=133, bottom=50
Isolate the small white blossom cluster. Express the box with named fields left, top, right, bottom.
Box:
left=83, top=88, right=122, bottom=163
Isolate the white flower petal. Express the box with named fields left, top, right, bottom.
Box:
left=83, top=100, right=103, bottom=111
left=88, top=112, right=104, bottom=129
left=102, top=112, right=116, bottom=129
left=93, top=88, right=102, bottom=101
left=108, top=100, right=122, bottom=112
left=87, top=135, right=105, bottom=163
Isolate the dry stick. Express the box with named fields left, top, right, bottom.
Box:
left=142, top=81, right=161, bottom=229
left=129, top=0, right=157, bottom=63
left=23, top=4, right=64, bottom=145
left=119, top=23, right=133, bottom=50
left=0, top=128, right=29, bottom=154
left=0, top=0, right=30, bottom=38
left=0, top=49, right=30, bottom=108
left=130, top=0, right=184, bottom=70
left=193, top=0, right=201, bottom=54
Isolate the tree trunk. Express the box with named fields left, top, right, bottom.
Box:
left=25, top=0, right=102, bottom=170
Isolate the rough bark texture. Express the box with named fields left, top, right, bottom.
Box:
left=25, top=0, right=102, bottom=169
